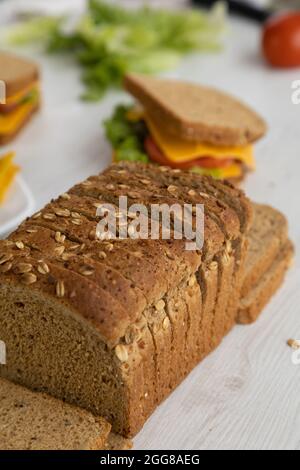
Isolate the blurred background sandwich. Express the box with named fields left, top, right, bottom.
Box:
left=0, top=52, right=40, bottom=145
left=105, top=74, right=267, bottom=183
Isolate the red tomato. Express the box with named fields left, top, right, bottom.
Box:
left=144, top=136, right=233, bottom=170
left=262, top=13, right=300, bottom=68
left=191, top=156, right=234, bottom=169
left=0, top=103, right=18, bottom=114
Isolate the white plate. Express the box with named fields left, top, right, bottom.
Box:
left=0, top=175, right=35, bottom=238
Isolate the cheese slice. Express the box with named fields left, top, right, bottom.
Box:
left=0, top=152, right=14, bottom=172
left=0, top=153, right=19, bottom=203
left=0, top=100, right=37, bottom=136
left=144, top=113, right=255, bottom=169
left=217, top=163, right=242, bottom=180
left=0, top=164, right=19, bottom=203
left=113, top=150, right=242, bottom=180
left=5, top=82, right=39, bottom=107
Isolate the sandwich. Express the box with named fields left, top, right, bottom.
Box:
left=0, top=152, right=19, bottom=204
left=0, top=52, right=40, bottom=144
left=105, top=74, right=267, bottom=182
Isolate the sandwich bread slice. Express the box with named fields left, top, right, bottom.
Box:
left=105, top=74, right=267, bottom=182
left=0, top=52, right=40, bottom=144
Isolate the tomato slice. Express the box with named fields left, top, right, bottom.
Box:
left=144, top=136, right=234, bottom=170
left=0, top=102, right=19, bottom=114
left=191, top=156, right=234, bottom=169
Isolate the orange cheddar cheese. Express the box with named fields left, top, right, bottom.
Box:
left=144, top=112, right=255, bottom=170
left=0, top=100, right=37, bottom=138
left=0, top=153, right=19, bottom=203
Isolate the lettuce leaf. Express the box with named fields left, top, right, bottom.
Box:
left=191, top=166, right=223, bottom=179
left=6, top=0, right=227, bottom=101
left=6, top=17, right=63, bottom=45
left=104, top=105, right=149, bottom=163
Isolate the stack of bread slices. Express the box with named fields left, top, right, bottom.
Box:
left=0, top=163, right=294, bottom=448
left=238, top=203, right=294, bottom=324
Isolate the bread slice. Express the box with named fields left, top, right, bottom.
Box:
left=237, top=203, right=294, bottom=324
left=0, top=378, right=111, bottom=450
left=0, top=52, right=39, bottom=98
left=241, top=204, right=289, bottom=299
left=124, top=74, right=267, bottom=146
left=238, top=241, right=294, bottom=324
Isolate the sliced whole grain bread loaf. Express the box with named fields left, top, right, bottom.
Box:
left=0, top=378, right=111, bottom=450
left=124, top=74, right=267, bottom=146
left=0, top=163, right=252, bottom=437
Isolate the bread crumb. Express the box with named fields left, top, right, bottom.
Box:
left=287, top=339, right=300, bottom=350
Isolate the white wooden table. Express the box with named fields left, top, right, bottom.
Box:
left=1, top=4, right=300, bottom=450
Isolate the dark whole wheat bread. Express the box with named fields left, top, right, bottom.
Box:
left=66, top=166, right=232, bottom=394
left=240, top=203, right=289, bottom=299
left=71, top=163, right=251, bottom=400
left=118, top=163, right=251, bottom=349
left=105, top=433, right=133, bottom=450
left=238, top=241, right=293, bottom=324
left=237, top=204, right=294, bottom=324
left=124, top=74, right=267, bottom=146
left=0, top=377, right=132, bottom=450
left=0, top=162, right=252, bottom=437
left=0, top=378, right=111, bottom=450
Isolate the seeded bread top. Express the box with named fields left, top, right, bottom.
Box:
left=124, top=74, right=267, bottom=147
left=0, top=52, right=39, bottom=97
left=0, top=163, right=251, bottom=347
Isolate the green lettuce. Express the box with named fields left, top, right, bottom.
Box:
left=104, top=105, right=149, bottom=164
left=191, top=166, right=223, bottom=179
left=5, top=0, right=227, bottom=101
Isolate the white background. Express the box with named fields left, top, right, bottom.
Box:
left=0, top=0, right=300, bottom=450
